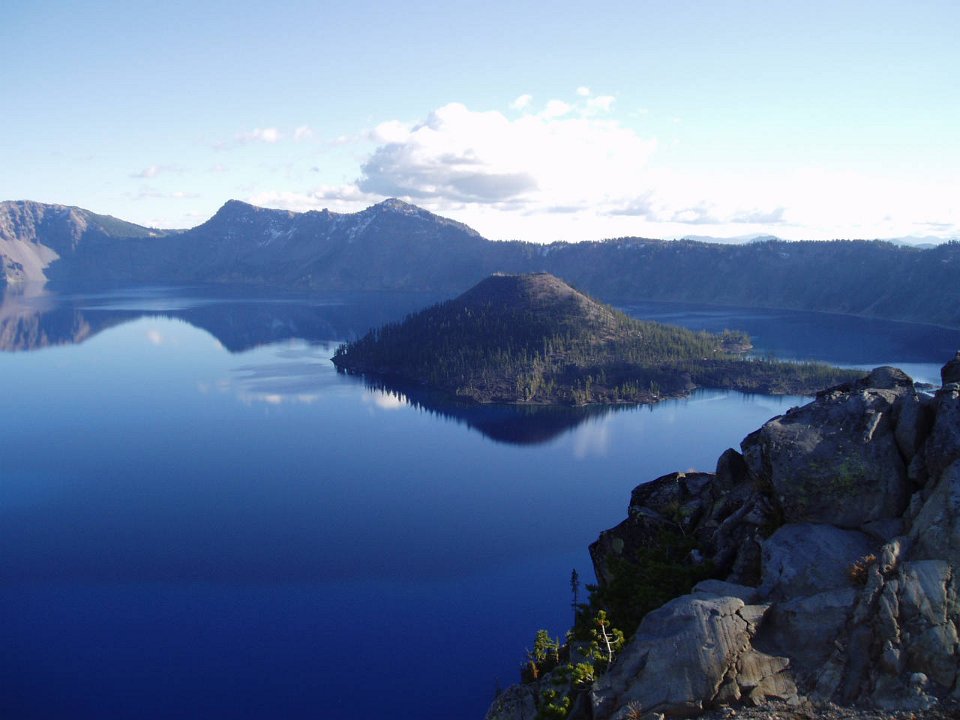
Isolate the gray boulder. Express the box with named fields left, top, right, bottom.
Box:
left=754, top=589, right=858, bottom=689
left=759, top=523, right=878, bottom=600
left=591, top=595, right=797, bottom=719
left=741, top=368, right=913, bottom=529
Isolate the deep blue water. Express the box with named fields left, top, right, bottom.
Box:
left=0, top=285, right=955, bottom=719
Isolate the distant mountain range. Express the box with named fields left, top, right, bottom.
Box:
left=680, top=233, right=944, bottom=247
left=2, top=198, right=959, bottom=328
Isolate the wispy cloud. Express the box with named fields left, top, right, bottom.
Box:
left=237, top=127, right=281, bottom=144
left=130, top=164, right=184, bottom=179
left=215, top=127, right=284, bottom=150
left=510, top=94, right=533, bottom=110
left=132, top=186, right=199, bottom=200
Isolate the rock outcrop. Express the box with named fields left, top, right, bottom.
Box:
left=487, top=359, right=960, bottom=720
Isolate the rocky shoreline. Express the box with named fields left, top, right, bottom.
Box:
left=487, top=354, right=960, bottom=720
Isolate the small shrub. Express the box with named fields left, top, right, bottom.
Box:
left=849, top=553, right=877, bottom=585
left=570, top=662, right=595, bottom=688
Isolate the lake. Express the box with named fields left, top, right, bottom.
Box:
left=0, top=284, right=956, bottom=719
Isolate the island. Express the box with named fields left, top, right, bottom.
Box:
left=332, top=272, right=860, bottom=405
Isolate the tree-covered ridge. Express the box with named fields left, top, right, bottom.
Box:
left=333, top=273, right=859, bottom=404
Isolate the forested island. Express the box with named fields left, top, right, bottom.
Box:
left=332, top=273, right=860, bottom=405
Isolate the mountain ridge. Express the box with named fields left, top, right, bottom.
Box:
left=2, top=198, right=959, bottom=328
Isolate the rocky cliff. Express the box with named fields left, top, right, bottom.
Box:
left=0, top=200, right=167, bottom=284
left=487, top=354, right=960, bottom=719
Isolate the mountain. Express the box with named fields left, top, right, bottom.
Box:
left=332, top=272, right=858, bottom=404
left=47, top=198, right=511, bottom=291
left=4, top=198, right=960, bottom=328
left=680, top=233, right=782, bottom=244
left=0, top=200, right=169, bottom=285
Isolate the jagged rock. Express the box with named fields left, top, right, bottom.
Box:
left=759, top=523, right=878, bottom=599
left=925, top=387, right=960, bottom=481
left=942, top=352, right=960, bottom=385
left=591, top=470, right=717, bottom=585
left=911, top=461, right=960, bottom=565
left=627, top=470, right=715, bottom=533
left=591, top=595, right=796, bottom=719
left=894, top=391, right=937, bottom=468
left=740, top=368, right=913, bottom=529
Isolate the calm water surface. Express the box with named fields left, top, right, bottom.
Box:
left=0, top=285, right=955, bottom=719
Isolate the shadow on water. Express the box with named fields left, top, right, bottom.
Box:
left=357, top=375, right=635, bottom=445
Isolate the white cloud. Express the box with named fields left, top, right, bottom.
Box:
left=130, top=164, right=184, bottom=179
left=370, top=119, right=411, bottom=144
left=541, top=100, right=572, bottom=119
left=237, top=127, right=282, bottom=144
left=586, top=95, right=615, bottom=114
left=133, top=165, right=161, bottom=179
left=231, top=92, right=960, bottom=243
left=293, top=125, right=314, bottom=142
left=352, top=100, right=656, bottom=212
left=576, top=86, right=591, bottom=97
left=511, top=94, right=533, bottom=110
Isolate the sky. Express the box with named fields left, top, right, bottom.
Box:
left=1, top=0, right=958, bottom=243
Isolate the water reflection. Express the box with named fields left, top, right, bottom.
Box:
left=0, top=283, right=444, bottom=353
left=357, top=378, right=630, bottom=445
left=4, top=284, right=958, bottom=371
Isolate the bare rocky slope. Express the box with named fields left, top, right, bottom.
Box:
left=0, top=200, right=168, bottom=284
left=487, top=355, right=960, bottom=720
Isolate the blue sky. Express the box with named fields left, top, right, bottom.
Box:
left=2, top=0, right=958, bottom=242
